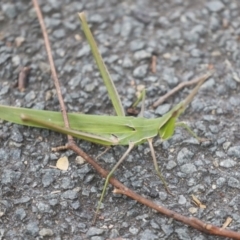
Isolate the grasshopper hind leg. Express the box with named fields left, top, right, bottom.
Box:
left=93, top=143, right=135, bottom=223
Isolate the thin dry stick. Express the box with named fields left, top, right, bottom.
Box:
left=31, top=1, right=240, bottom=238
left=151, top=55, right=157, bottom=74
left=32, top=0, right=72, bottom=140
left=152, top=73, right=212, bottom=108
left=72, top=141, right=240, bottom=239
left=18, top=66, right=30, bottom=91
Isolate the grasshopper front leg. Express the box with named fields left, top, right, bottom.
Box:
left=147, top=138, right=173, bottom=195
left=176, top=122, right=208, bottom=142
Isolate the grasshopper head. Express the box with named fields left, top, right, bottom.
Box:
left=159, top=116, right=176, bottom=140
left=158, top=103, right=184, bottom=140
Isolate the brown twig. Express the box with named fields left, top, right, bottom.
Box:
left=113, top=188, right=240, bottom=239
left=71, top=143, right=240, bottom=239
left=32, top=0, right=72, bottom=143
left=31, top=1, right=240, bottom=239
left=151, top=55, right=157, bottom=74
left=152, top=72, right=212, bottom=108
left=18, top=66, right=30, bottom=91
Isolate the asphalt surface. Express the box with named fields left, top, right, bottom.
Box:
left=1, top=0, right=240, bottom=239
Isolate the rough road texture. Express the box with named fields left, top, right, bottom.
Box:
left=1, top=0, right=240, bottom=239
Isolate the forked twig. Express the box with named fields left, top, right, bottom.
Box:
left=113, top=188, right=240, bottom=239
left=72, top=139, right=240, bottom=239
left=31, top=1, right=240, bottom=238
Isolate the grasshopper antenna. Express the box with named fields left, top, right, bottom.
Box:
left=183, top=71, right=214, bottom=107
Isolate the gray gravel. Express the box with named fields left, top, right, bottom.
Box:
left=1, top=0, right=240, bottom=239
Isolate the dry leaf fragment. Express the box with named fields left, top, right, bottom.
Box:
left=135, top=84, right=145, bottom=100
left=15, top=36, right=25, bottom=47
left=232, top=71, right=240, bottom=83
left=75, top=34, right=81, bottom=41
left=56, top=156, right=69, bottom=171
left=221, top=217, right=232, bottom=229
left=75, top=155, right=85, bottom=165
left=189, top=207, right=198, bottom=214
left=191, top=195, right=206, bottom=209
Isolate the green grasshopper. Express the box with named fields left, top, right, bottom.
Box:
left=0, top=12, right=213, bottom=220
